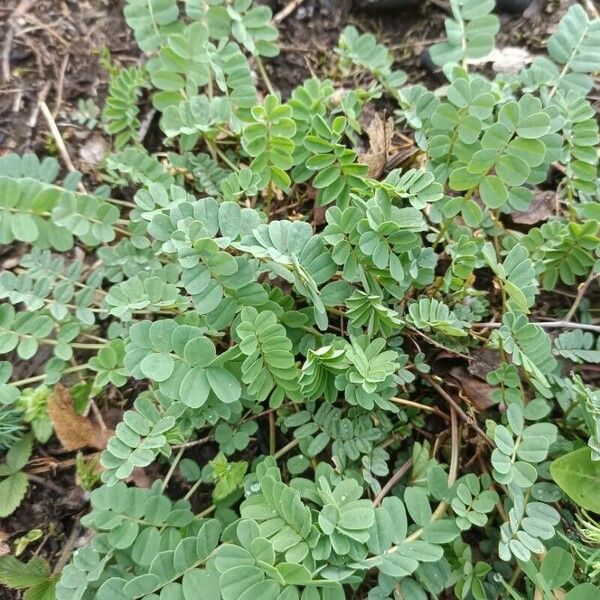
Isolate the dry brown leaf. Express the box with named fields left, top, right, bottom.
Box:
left=467, top=348, right=502, bottom=380
left=48, top=384, right=113, bottom=451
left=449, top=366, right=496, bottom=411
left=359, top=113, right=394, bottom=179
left=511, top=190, right=554, bottom=225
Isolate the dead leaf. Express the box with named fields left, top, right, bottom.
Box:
left=359, top=113, right=394, bottom=179
left=467, top=348, right=502, bottom=380
left=48, top=384, right=113, bottom=451
left=449, top=366, right=496, bottom=411
left=511, top=190, right=554, bottom=225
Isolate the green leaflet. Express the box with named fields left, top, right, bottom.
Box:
left=430, top=0, right=499, bottom=66
left=551, top=447, right=600, bottom=513
left=124, top=320, right=241, bottom=407
left=236, top=306, right=300, bottom=406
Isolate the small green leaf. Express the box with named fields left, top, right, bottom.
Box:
left=550, top=447, right=600, bottom=512
left=479, top=175, right=507, bottom=209
left=0, top=472, right=29, bottom=517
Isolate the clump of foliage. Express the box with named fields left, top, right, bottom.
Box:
left=1, top=0, right=600, bottom=598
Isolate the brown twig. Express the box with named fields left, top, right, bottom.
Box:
left=385, top=407, right=459, bottom=552
left=407, top=326, right=471, bottom=360
left=88, top=399, right=107, bottom=432
left=52, top=53, right=69, bottom=118
left=391, top=396, right=450, bottom=422
left=26, top=80, right=51, bottom=131
left=39, top=100, right=87, bottom=193
left=53, top=525, right=80, bottom=575
left=373, top=458, right=413, bottom=507
left=269, top=411, right=276, bottom=455
left=273, top=0, right=307, bottom=23
left=422, top=374, right=495, bottom=447
left=172, top=435, right=212, bottom=450
left=564, top=271, right=599, bottom=322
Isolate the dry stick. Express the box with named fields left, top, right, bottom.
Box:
left=273, top=0, right=307, bottom=23
left=254, top=55, right=275, bottom=95
left=564, top=271, right=599, bottom=322
left=269, top=411, right=276, bottom=455
left=583, top=0, right=599, bottom=19
left=53, top=525, right=80, bottom=575
left=172, top=435, right=211, bottom=450
left=386, top=407, right=459, bottom=551
left=475, top=320, right=600, bottom=334
left=408, top=326, right=471, bottom=360
left=161, top=447, right=185, bottom=492
left=27, top=81, right=51, bottom=132
left=1, top=0, right=34, bottom=83
left=87, top=398, right=108, bottom=432
left=391, top=396, right=450, bottom=423
left=373, top=458, right=413, bottom=507
left=273, top=437, right=300, bottom=459
left=422, top=374, right=495, bottom=448
left=52, top=53, right=69, bottom=118
left=39, top=100, right=87, bottom=193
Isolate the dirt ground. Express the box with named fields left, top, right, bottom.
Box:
left=0, top=0, right=586, bottom=595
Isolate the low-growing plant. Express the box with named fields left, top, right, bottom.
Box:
left=1, top=0, right=600, bottom=598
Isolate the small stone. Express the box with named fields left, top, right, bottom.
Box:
left=79, top=134, right=107, bottom=165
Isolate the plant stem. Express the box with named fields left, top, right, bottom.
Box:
left=214, top=144, right=239, bottom=171
left=172, top=435, right=211, bottom=450
left=184, top=476, right=204, bottom=501
left=373, top=458, right=413, bottom=507
left=564, top=271, right=599, bottom=321
left=39, top=339, right=104, bottom=349
left=387, top=408, right=459, bottom=548
left=273, top=438, right=300, bottom=459
left=11, top=364, right=89, bottom=387
left=161, top=447, right=185, bottom=492
left=265, top=182, right=273, bottom=217
left=475, top=320, right=600, bottom=334
left=391, top=396, right=450, bottom=422
left=432, top=218, right=450, bottom=249
left=422, top=374, right=494, bottom=447
left=269, top=411, right=276, bottom=455
left=254, top=56, right=275, bottom=95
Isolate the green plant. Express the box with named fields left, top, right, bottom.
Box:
left=70, top=98, right=100, bottom=129
left=0, top=555, right=57, bottom=600
left=0, top=435, right=32, bottom=518
left=0, top=1, right=597, bottom=598
left=103, top=66, right=148, bottom=147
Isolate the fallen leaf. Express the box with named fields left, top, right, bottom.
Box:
left=48, top=385, right=113, bottom=451
left=449, top=366, right=496, bottom=411
left=511, top=190, right=554, bottom=225
left=0, top=531, right=9, bottom=557
left=467, top=348, right=502, bottom=380
left=359, top=113, right=394, bottom=178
